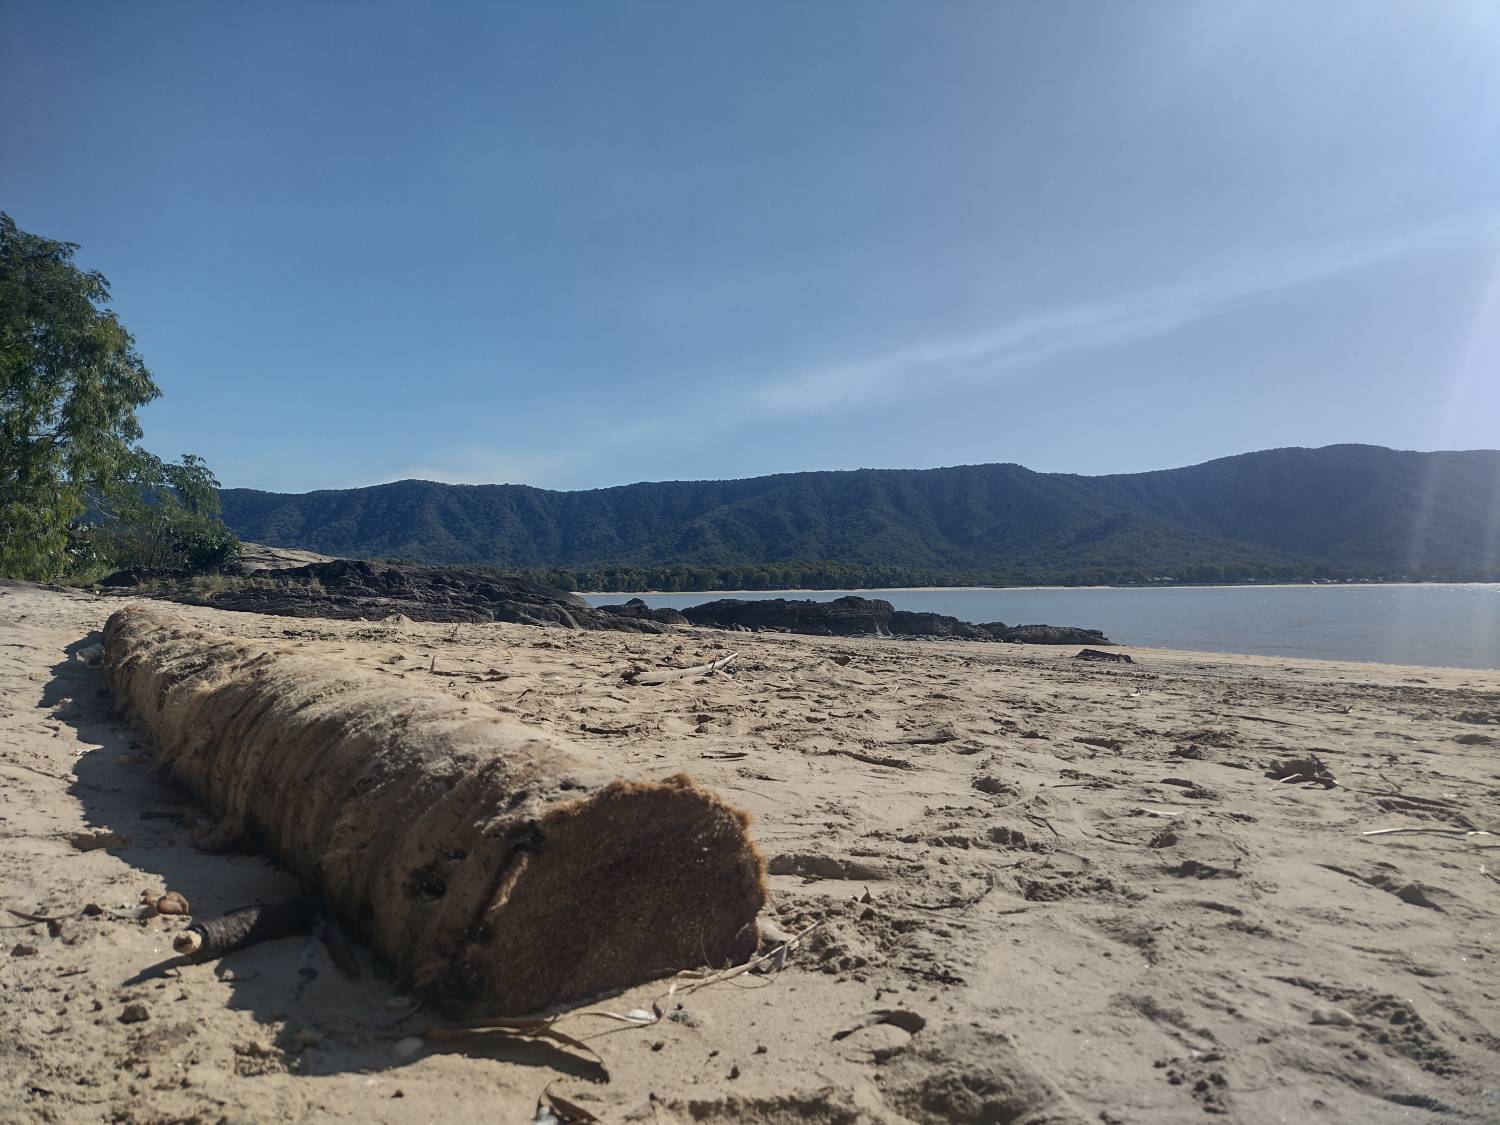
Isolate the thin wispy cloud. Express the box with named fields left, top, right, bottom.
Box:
left=747, top=214, right=1500, bottom=418
left=370, top=215, right=1500, bottom=492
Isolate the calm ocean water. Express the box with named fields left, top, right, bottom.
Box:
left=583, top=583, right=1500, bottom=670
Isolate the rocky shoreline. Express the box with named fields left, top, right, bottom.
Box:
left=604, top=594, right=1112, bottom=644
left=107, top=557, right=1114, bottom=644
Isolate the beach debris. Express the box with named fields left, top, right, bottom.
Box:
left=1362, top=827, right=1494, bottom=840
left=73, top=643, right=105, bottom=666
left=536, top=1086, right=601, bottom=1124
left=4, top=907, right=68, bottom=931
left=1074, top=648, right=1132, bottom=663
left=832, top=1008, right=926, bottom=1041
left=67, top=829, right=128, bottom=852
left=138, top=889, right=191, bottom=919
left=830, top=747, right=915, bottom=770
left=1074, top=736, right=1124, bottom=752
left=626, top=652, right=739, bottom=685
left=105, top=604, right=765, bottom=1015
left=889, top=725, right=960, bottom=746
left=754, top=916, right=796, bottom=973
left=767, top=852, right=887, bottom=882
left=173, top=899, right=361, bottom=978
left=1267, top=755, right=1335, bottom=788
left=118, top=1002, right=150, bottom=1024
left=173, top=900, right=319, bottom=961
left=756, top=916, right=794, bottom=946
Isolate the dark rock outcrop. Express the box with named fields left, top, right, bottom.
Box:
left=128, top=559, right=1114, bottom=644
left=596, top=597, right=691, bottom=626
left=888, top=610, right=993, bottom=640
left=980, top=622, right=1113, bottom=646
left=681, top=596, right=895, bottom=636
left=161, top=559, right=668, bottom=631
left=678, top=598, right=1111, bottom=645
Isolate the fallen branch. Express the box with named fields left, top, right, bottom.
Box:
left=888, top=731, right=959, bottom=746
left=170, top=899, right=364, bottom=978
left=1361, top=827, right=1494, bottom=839
left=627, top=652, right=738, bottom=685
left=174, top=900, right=315, bottom=958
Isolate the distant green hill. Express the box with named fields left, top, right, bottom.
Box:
left=219, top=445, right=1500, bottom=588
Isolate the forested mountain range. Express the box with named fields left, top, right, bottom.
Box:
left=219, top=445, right=1500, bottom=589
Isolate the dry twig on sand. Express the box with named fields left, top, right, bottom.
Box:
left=627, top=652, right=738, bottom=685
left=1361, top=827, right=1494, bottom=840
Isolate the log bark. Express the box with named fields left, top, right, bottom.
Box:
left=104, top=604, right=765, bottom=1015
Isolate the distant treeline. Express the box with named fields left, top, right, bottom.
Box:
left=490, top=560, right=1492, bottom=594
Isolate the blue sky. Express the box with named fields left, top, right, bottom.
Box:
left=3, top=1, right=1498, bottom=493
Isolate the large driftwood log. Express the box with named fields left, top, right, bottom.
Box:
left=103, top=605, right=765, bottom=1015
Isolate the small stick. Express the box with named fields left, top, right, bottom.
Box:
left=1362, top=827, right=1492, bottom=839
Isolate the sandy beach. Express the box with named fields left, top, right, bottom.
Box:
left=2, top=580, right=1498, bottom=1123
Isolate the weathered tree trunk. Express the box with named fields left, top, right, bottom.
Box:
left=103, top=604, right=765, bottom=1015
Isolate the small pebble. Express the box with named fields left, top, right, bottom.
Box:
left=119, top=1003, right=150, bottom=1024
left=9, top=944, right=39, bottom=957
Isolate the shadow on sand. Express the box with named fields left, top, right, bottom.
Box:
left=50, top=628, right=608, bottom=1084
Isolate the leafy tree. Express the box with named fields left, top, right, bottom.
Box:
left=0, top=212, right=236, bottom=579
left=81, top=452, right=240, bottom=573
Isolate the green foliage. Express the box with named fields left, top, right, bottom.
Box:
left=82, top=452, right=241, bottom=574
left=0, top=213, right=237, bottom=580
left=1, top=212, right=159, bottom=578
left=219, top=447, right=1500, bottom=587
